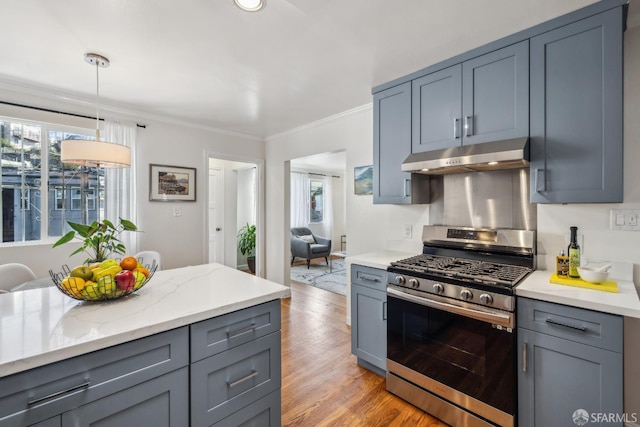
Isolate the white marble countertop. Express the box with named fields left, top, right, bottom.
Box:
left=0, top=263, right=290, bottom=378
left=516, top=264, right=640, bottom=318
left=346, top=250, right=416, bottom=270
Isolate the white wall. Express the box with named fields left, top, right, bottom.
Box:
left=0, top=85, right=264, bottom=275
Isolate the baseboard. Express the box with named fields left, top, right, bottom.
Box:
left=237, top=264, right=248, bottom=270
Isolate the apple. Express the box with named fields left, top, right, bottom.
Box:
left=115, top=270, right=135, bottom=292
left=97, top=275, right=117, bottom=296
left=70, top=265, right=94, bottom=281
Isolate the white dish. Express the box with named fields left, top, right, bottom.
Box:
left=577, top=266, right=609, bottom=284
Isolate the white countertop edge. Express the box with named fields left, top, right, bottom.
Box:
left=346, top=250, right=415, bottom=270
left=2, top=290, right=289, bottom=378
left=516, top=270, right=640, bottom=318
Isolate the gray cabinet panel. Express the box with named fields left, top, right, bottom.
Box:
left=190, top=332, right=281, bottom=426
left=518, top=329, right=623, bottom=427
left=373, top=82, right=412, bottom=204
left=29, top=418, right=60, bottom=427
left=0, top=327, right=188, bottom=427
left=530, top=7, right=623, bottom=203
left=462, top=41, right=529, bottom=145
left=213, top=390, right=280, bottom=427
left=191, top=300, right=281, bottom=363
left=351, top=264, right=387, bottom=291
left=61, top=367, right=189, bottom=427
left=351, top=282, right=386, bottom=372
left=412, top=65, right=462, bottom=152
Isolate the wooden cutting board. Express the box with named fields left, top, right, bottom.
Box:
left=549, top=274, right=618, bottom=293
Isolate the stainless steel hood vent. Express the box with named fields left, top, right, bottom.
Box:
left=401, top=137, right=529, bottom=175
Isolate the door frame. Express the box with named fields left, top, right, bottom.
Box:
left=203, top=150, right=265, bottom=278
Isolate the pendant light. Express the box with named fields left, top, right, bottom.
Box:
left=61, top=53, right=131, bottom=168
left=234, top=0, right=265, bottom=12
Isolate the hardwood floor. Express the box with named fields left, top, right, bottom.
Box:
left=281, top=281, right=448, bottom=427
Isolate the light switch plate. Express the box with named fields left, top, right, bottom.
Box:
left=403, top=224, right=412, bottom=239
left=610, top=209, right=640, bottom=231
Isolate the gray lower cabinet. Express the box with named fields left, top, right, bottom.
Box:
left=517, top=298, right=623, bottom=427
left=190, top=299, right=281, bottom=427
left=530, top=7, right=624, bottom=203
left=373, top=82, right=413, bottom=204
left=0, top=300, right=282, bottom=427
left=350, top=264, right=387, bottom=375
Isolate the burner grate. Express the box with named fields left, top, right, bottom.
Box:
left=391, top=254, right=531, bottom=287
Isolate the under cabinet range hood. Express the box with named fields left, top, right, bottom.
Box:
left=402, top=137, right=530, bottom=175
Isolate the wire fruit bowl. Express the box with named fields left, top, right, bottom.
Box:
left=49, top=261, right=158, bottom=301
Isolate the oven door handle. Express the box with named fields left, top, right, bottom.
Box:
left=387, top=286, right=513, bottom=329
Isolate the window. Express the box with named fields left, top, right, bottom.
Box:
left=1, top=118, right=102, bottom=243
left=309, top=179, right=324, bottom=223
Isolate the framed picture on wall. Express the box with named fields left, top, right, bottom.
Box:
left=149, top=164, right=196, bottom=201
left=354, top=165, right=373, bottom=195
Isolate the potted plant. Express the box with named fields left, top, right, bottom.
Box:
left=53, top=218, right=138, bottom=264
left=237, top=223, right=256, bottom=274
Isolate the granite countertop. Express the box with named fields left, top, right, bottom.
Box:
left=0, top=263, right=290, bottom=378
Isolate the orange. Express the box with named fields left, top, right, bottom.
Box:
left=134, top=266, right=150, bottom=278
left=120, top=256, right=138, bottom=271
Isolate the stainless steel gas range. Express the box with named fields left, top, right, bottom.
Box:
left=386, top=225, right=535, bottom=427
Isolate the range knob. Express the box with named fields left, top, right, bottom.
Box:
left=460, top=289, right=473, bottom=301
left=432, top=283, right=444, bottom=294
left=479, top=293, right=494, bottom=305
left=408, top=278, right=420, bottom=289
left=395, top=275, right=406, bottom=285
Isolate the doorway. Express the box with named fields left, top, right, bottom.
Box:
left=206, top=155, right=262, bottom=276
left=288, top=151, right=347, bottom=294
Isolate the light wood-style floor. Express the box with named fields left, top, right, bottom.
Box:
left=281, top=280, right=448, bottom=427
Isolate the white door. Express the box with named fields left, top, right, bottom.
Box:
left=208, top=167, right=224, bottom=264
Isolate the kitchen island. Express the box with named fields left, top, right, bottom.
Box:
left=0, top=263, right=290, bottom=427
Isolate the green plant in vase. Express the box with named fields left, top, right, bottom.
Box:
left=53, top=218, right=138, bottom=264
left=237, top=223, right=256, bottom=274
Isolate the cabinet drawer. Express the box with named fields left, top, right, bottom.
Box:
left=0, top=327, right=188, bottom=427
left=190, top=300, right=281, bottom=363
left=517, top=298, right=622, bottom=352
left=351, top=264, right=387, bottom=291
left=213, top=390, right=281, bottom=427
left=191, top=332, right=281, bottom=426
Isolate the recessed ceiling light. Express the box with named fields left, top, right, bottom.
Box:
left=234, top=0, right=265, bottom=12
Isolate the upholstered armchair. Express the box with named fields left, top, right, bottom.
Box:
left=290, top=227, right=332, bottom=269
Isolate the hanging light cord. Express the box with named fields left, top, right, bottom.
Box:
left=94, top=59, right=101, bottom=142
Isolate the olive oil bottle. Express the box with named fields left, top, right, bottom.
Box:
left=568, top=226, right=580, bottom=278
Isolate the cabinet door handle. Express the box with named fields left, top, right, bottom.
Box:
left=403, top=178, right=411, bottom=197
left=383, top=301, right=387, bottom=320
left=226, top=323, right=257, bottom=338
left=535, top=168, right=546, bottom=192
left=522, top=343, right=527, bottom=373
left=464, top=115, right=473, bottom=137
left=27, top=381, right=91, bottom=407
left=453, top=118, right=460, bottom=139
left=227, top=370, right=258, bottom=388
left=360, top=275, right=380, bottom=282
left=545, top=318, right=587, bottom=332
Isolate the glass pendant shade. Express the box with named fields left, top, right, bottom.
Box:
left=234, top=0, right=265, bottom=12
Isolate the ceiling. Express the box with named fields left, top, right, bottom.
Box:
left=1, top=0, right=637, bottom=139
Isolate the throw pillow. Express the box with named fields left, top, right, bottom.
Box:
left=297, top=234, right=316, bottom=244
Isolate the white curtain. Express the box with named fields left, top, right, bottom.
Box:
left=103, top=120, right=138, bottom=254
left=322, top=175, right=334, bottom=241
left=290, top=171, right=309, bottom=227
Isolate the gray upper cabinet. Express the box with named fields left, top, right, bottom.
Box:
left=412, top=65, right=462, bottom=152
left=412, top=41, right=529, bottom=153
left=373, top=82, right=412, bottom=204
left=462, top=40, right=529, bottom=145
left=530, top=7, right=624, bottom=203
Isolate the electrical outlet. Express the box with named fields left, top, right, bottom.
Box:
left=610, top=209, right=640, bottom=230
left=173, top=206, right=182, bottom=217
left=403, top=224, right=412, bottom=239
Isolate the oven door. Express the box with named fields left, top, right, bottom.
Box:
left=386, top=285, right=515, bottom=427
